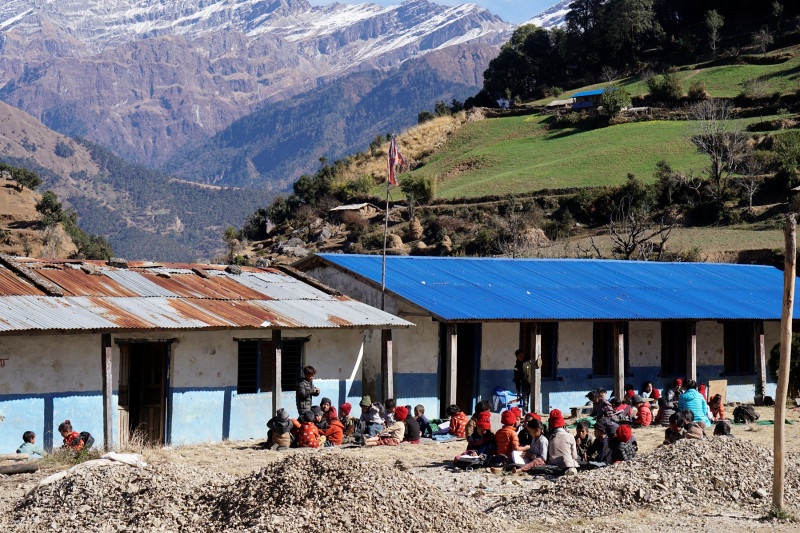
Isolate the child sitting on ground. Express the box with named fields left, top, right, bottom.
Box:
left=496, top=410, right=528, bottom=464
left=463, top=411, right=496, bottom=455
left=58, top=420, right=89, bottom=451
left=609, top=425, right=636, bottom=463
left=440, top=404, right=468, bottom=438
left=17, top=431, right=44, bottom=458
left=709, top=394, right=725, bottom=421
left=682, top=409, right=706, bottom=440
left=632, top=395, right=652, bottom=427
left=383, top=398, right=397, bottom=425
left=518, top=413, right=536, bottom=447
left=640, top=381, right=660, bottom=400
left=321, top=409, right=344, bottom=446
left=611, top=398, right=632, bottom=422
left=587, top=421, right=611, bottom=464
left=713, top=420, right=733, bottom=438
left=365, top=411, right=405, bottom=446
left=399, top=406, right=421, bottom=444
left=465, top=400, right=491, bottom=439
left=546, top=409, right=579, bottom=468
left=415, top=404, right=432, bottom=438
left=574, top=420, right=593, bottom=462
left=522, top=418, right=548, bottom=467
left=266, top=408, right=293, bottom=449
left=320, top=397, right=333, bottom=415
left=663, top=412, right=686, bottom=445
left=298, top=411, right=321, bottom=448
left=359, top=396, right=385, bottom=437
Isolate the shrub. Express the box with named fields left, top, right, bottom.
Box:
left=601, top=85, right=631, bottom=117
left=646, top=70, right=683, bottom=102
left=740, top=77, right=770, bottom=99
left=55, top=141, right=75, bottom=158
left=687, top=82, right=708, bottom=100
left=417, top=110, right=434, bottom=124
left=342, top=211, right=369, bottom=240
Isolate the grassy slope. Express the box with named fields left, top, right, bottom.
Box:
left=534, top=45, right=800, bottom=105
left=405, top=113, right=793, bottom=199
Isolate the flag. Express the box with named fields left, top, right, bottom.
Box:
left=387, top=136, right=406, bottom=186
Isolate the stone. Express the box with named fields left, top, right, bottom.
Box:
left=285, top=237, right=305, bottom=248
left=753, top=488, right=767, bottom=499
left=314, top=228, right=333, bottom=242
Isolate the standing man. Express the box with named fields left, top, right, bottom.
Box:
left=513, top=349, right=531, bottom=412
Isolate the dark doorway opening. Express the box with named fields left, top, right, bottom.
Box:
left=118, top=342, right=169, bottom=446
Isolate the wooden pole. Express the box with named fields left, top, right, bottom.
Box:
left=613, top=323, right=625, bottom=400
left=381, top=135, right=394, bottom=312
left=686, top=321, right=697, bottom=382
left=381, top=329, right=394, bottom=400
left=773, top=213, right=795, bottom=511
left=444, top=324, right=458, bottom=413
left=101, top=333, right=113, bottom=452
left=531, top=324, right=542, bottom=414
left=271, top=330, right=282, bottom=417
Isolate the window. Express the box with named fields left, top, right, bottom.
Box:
left=520, top=323, right=559, bottom=379
left=661, top=322, right=692, bottom=376
left=724, top=322, right=755, bottom=375
left=236, top=338, right=305, bottom=394
left=592, top=322, right=629, bottom=377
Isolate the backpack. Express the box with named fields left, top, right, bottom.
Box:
left=520, top=360, right=532, bottom=388
left=78, top=431, right=94, bottom=450
left=454, top=453, right=486, bottom=470
left=733, top=405, right=760, bottom=424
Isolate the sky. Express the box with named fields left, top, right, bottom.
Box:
left=307, top=0, right=557, bottom=24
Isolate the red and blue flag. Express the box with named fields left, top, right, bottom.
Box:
left=387, top=136, right=406, bottom=185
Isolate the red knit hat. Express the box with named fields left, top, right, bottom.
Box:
left=528, top=413, right=541, bottom=421
left=548, top=409, right=565, bottom=429
left=327, top=406, right=338, bottom=420
left=674, top=378, right=682, bottom=385
left=340, top=403, right=352, bottom=417
left=510, top=406, right=523, bottom=419
left=501, top=410, right=517, bottom=426
left=626, top=390, right=635, bottom=398
left=616, top=424, right=632, bottom=443
left=394, top=406, right=408, bottom=421
left=476, top=411, right=492, bottom=430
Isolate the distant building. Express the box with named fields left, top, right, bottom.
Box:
left=571, top=89, right=605, bottom=110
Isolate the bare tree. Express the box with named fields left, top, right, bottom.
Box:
left=738, top=157, right=763, bottom=210
left=705, top=10, right=724, bottom=57
left=493, top=195, right=528, bottom=258
left=41, top=224, right=65, bottom=258
left=752, top=27, right=774, bottom=55
left=600, top=66, right=619, bottom=83
left=690, top=100, right=750, bottom=210
left=608, top=198, right=673, bottom=260
left=576, top=237, right=604, bottom=259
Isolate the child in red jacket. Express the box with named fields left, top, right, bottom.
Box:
left=632, top=396, right=652, bottom=427
left=58, top=420, right=85, bottom=451
left=297, top=411, right=321, bottom=448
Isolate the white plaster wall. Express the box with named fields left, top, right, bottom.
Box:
left=764, top=321, right=781, bottom=355
left=697, top=321, right=724, bottom=366
left=0, top=333, right=113, bottom=395
left=629, top=321, right=660, bottom=366
left=558, top=322, right=593, bottom=369
left=481, top=322, right=519, bottom=371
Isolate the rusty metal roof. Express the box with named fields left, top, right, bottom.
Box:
left=0, top=258, right=411, bottom=333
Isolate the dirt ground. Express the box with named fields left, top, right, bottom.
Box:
left=3, top=405, right=800, bottom=532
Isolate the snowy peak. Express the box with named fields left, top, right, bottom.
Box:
left=525, top=0, right=569, bottom=29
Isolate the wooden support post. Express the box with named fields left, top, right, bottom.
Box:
left=444, top=324, right=458, bottom=411
left=381, top=329, right=394, bottom=400
left=756, top=321, right=767, bottom=403
left=686, top=321, right=697, bottom=382
left=272, top=329, right=282, bottom=417
left=101, top=333, right=113, bottom=452
left=613, top=323, right=625, bottom=400
left=774, top=213, right=796, bottom=511
left=531, top=324, right=543, bottom=414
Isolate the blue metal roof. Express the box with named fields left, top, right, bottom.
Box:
left=572, top=89, right=605, bottom=97
left=313, top=255, right=798, bottom=321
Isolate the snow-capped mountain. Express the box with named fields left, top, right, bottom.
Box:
left=0, top=0, right=512, bottom=166
left=525, top=0, right=570, bottom=28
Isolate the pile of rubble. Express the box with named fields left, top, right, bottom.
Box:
left=207, top=454, right=500, bottom=532
left=511, top=437, right=800, bottom=520
left=2, top=454, right=500, bottom=533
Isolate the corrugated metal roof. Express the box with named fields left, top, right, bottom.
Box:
left=313, top=255, right=798, bottom=321
left=0, top=258, right=411, bottom=332
left=572, top=89, right=605, bottom=97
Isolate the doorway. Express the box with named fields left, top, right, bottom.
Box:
left=439, top=323, right=481, bottom=416
left=118, top=341, right=170, bottom=446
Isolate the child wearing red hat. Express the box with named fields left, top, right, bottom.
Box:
left=610, top=424, right=637, bottom=463
left=496, top=409, right=527, bottom=463
left=320, top=409, right=345, bottom=446
left=464, top=411, right=496, bottom=456
left=398, top=406, right=421, bottom=444
left=465, top=400, right=491, bottom=439
left=546, top=409, right=579, bottom=468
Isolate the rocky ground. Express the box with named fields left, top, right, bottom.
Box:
left=2, top=406, right=800, bottom=532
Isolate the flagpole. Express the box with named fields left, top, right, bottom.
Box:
left=381, top=135, right=392, bottom=312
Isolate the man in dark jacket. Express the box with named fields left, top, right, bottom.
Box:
left=513, top=349, right=531, bottom=411
left=295, top=365, right=320, bottom=416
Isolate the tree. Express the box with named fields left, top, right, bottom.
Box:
left=690, top=100, right=749, bottom=211
left=772, top=2, right=784, bottom=31
left=400, top=175, right=436, bottom=221
left=605, top=0, right=656, bottom=67
left=646, top=70, right=683, bottom=102
left=608, top=197, right=672, bottom=260
left=222, top=226, right=242, bottom=264
left=434, top=100, right=451, bottom=117
left=417, top=110, right=434, bottom=124
left=600, top=66, right=618, bottom=83
left=738, top=157, right=763, bottom=210
left=705, top=10, right=724, bottom=57
left=601, top=85, right=631, bottom=117
left=0, top=163, right=42, bottom=191
left=36, top=190, right=64, bottom=225
left=752, top=27, right=774, bottom=55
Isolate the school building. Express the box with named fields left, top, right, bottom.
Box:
left=295, top=255, right=792, bottom=416
left=0, top=256, right=410, bottom=452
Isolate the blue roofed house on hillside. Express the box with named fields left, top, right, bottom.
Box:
left=295, top=255, right=795, bottom=416
left=572, top=89, right=605, bottom=110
